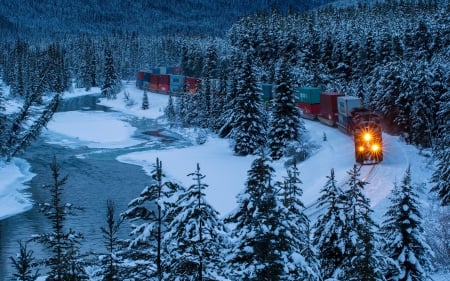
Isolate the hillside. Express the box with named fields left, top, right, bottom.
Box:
left=0, top=0, right=335, bottom=40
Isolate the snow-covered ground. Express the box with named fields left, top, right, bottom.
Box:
left=1, top=83, right=447, bottom=278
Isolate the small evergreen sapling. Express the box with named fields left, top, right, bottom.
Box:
left=142, top=90, right=149, bottom=110
left=10, top=240, right=40, bottom=281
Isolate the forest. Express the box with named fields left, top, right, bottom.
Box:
left=0, top=0, right=449, bottom=280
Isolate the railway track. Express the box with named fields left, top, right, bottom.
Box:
left=304, top=163, right=377, bottom=221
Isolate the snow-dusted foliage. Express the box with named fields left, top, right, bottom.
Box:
left=381, top=167, right=434, bottom=281
left=141, top=90, right=149, bottom=110
left=121, top=158, right=181, bottom=280
left=163, top=163, right=228, bottom=281
left=312, top=168, right=347, bottom=280
left=33, top=156, right=87, bottom=281
left=229, top=54, right=266, bottom=156
left=268, top=57, right=305, bottom=160
left=101, top=48, right=120, bottom=100
left=339, top=165, right=387, bottom=281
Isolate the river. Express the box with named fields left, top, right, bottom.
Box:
left=0, top=94, right=188, bottom=280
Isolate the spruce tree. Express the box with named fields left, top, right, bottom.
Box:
left=381, top=167, right=434, bottom=281
left=229, top=53, right=266, bottom=155
left=101, top=48, right=120, bottom=99
left=432, top=89, right=450, bottom=206
left=268, top=57, right=304, bottom=160
left=339, top=165, right=386, bottom=281
left=142, top=89, right=149, bottom=110
left=163, top=163, right=228, bottom=280
left=164, top=94, right=177, bottom=126
left=10, top=241, right=40, bottom=281
left=227, top=153, right=295, bottom=280
left=121, top=158, right=180, bottom=280
left=312, top=168, right=347, bottom=279
left=278, top=161, right=320, bottom=280
left=33, top=156, right=86, bottom=281
left=99, top=200, right=123, bottom=281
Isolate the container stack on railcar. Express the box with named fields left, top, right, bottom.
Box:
left=318, top=92, right=345, bottom=126
left=336, top=95, right=362, bottom=134
left=136, top=67, right=199, bottom=94
left=296, top=87, right=321, bottom=120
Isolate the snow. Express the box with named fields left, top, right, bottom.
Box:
left=0, top=158, right=35, bottom=220
left=0, top=83, right=448, bottom=279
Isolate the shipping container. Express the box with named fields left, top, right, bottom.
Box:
left=143, top=72, right=151, bottom=82
left=170, top=75, right=185, bottom=93
left=152, top=68, right=161, bottom=74
left=137, top=71, right=145, bottom=81
left=261, top=83, right=273, bottom=101
left=296, top=87, right=321, bottom=104
left=150, top=74, right=159, bottom=90
left=159, top=66, right=167, bottom=75
left=297, top=102, right=320, bottom=119
left=337, top=96, right=362, bottom=116
left=172, top=66, right=182, bottom=75
left=318, top=92, right=345, bottom=126
left=158, top=74, right=170, bottom=92
left=185, top=77, right=202, bottom=93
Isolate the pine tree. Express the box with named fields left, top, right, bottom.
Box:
left=229, top=54, right=266, bottom=155
left=381, top=167, right=434, bottom=281
left=164, top=94, right=177, bottom=126
left=432, top=88, right=450, bottom=206
left=268, top=57, right=304, bottom=160
left=339, top=165, right=386, bottom=281
left=163, top=163, right=228, bottom=281
left=33, top=156, right=86, bottom=281
left=10, top=241, right=40, bottom=281
left=102, top=48, right=120, bottom=99
left=278, top=161, right=320, bottom=280
left=227, top=153, right=307, bottom=280
left=121, top=158, right=180, bottom=280
left=142, top=89, right=149, bottom=110
left=99, top=200, right=123, bottom=281
left=312, top=168, right=347, bottom=279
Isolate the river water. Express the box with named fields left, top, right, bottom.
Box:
left=0, top=94, right=188, bottom=280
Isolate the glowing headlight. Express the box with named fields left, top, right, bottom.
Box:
left=363, top=133, right=372, bottom=141
left=371, top=144, right=380, bottom=152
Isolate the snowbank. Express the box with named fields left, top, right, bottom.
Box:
left=0, top=158, right=35, bottom=220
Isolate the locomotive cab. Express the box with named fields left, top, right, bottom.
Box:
left=352, top=109, right=383, bottom=164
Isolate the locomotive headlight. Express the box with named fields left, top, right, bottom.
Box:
left=358, top=146, right=365, bottom=152
left=371, top=144, right=380, bottom=152
left=363, top=133, right=372, bottom=141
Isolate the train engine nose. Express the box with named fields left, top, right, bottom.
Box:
left=354, top=128, right=383, bottom=164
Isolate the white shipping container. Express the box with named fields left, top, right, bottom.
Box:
left=337, top=96, right=361, bottom=116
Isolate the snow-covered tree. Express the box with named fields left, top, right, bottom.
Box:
left=339, top=165, right=386, bottom=281
left=268, top=57, right=304, bottom=160
left=142, top=90, right=149, bottom=110
left=33, top=156, right=87, bottom=281
left=312, top=168, right=347, bottom=280
left=278, top=161, right=320, bottom=280
left=10, top=241, right=40, bottom=281
left=121, top=158, right=180, bottom=280
left=163, top=163, right=228, bottom=281
left=101, top=48, right=120, bottom=99
left=381, top=166, right=434, bottom=281
left=229, top=53, right=266, bottom=155
left=164, top=94, right=177, bottom=126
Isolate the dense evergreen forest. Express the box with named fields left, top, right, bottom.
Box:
left=1, top=0, right=450, bottom=280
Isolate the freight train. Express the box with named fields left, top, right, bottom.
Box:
left=136, top=70, right=383, bottom=164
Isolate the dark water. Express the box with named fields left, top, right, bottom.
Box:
left=0, top=94, right=189, bottom=280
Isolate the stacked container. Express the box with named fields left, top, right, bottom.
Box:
left=158, top=74, right=170, bottom=92
left=170, top=75, right=185, bottom=93
left=336, top=96, right=362, bottom=133
left=296, top=87, right=321, bottom=119
left=185, top=77, right=202, bottom=93
left=318, top=92, right=345, bottom=126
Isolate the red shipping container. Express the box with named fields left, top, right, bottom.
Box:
left=297, top=102, right=320, bottom=115
left=319, top=92, right=344, bottom=121
left=150, top=74, right=159, bottom=90
left=158, top=74, right=170, bottom=92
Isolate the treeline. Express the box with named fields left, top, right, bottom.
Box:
left=11, top=156, right=445, bottom=281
